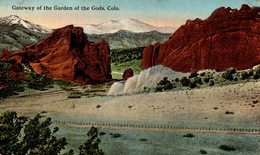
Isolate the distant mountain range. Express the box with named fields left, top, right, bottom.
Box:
left=0, top=15, right=51, bottom=52
left=0, top=15, right=51, bottom=34
left=0, top=16, right=173, bottom=51
left=76, top=19, right=176, bottom=34
left=88, top=30, right=171, bottom=50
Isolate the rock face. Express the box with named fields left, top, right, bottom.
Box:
left=0, top=25, right=112, bottom=84
left=123, top=68, right=134, bottom=80
left=142, top=4, right=260, bottom=72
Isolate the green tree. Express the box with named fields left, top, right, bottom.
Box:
left=0, top=111, right=27, bottom=154
left=0, top=111, right=71, bottom=155
left=79, top=126, right=104, bottom=155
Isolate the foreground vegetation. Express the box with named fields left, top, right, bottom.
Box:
left=0, top=111, right=104, bottom=155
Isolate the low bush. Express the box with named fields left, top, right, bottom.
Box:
left=99, top=131, right=106, bottom=136
left=248, top=69, right=254, bottom=76
left=26, top=74, right=54, bottom=91
left=189, top=71, right=198, bottom=78
left=222, top=68, right=237, bottom=81
left=200, top=150, right=207, bottom=154
left=225, top=111, right=234, bottom=115
left=203, top=76, right=210, bottom=83
left=111, top=133, right=122, bottom=138
left=180, top=77, right=190, bottom=87
left=253, top=68, right=260, bottom=79
left=240, top=71, right=250, bottom=80
left=189, top=80, right=197, bottom=89
left=253, top=73, right=260, bottom=79
left=140, top=138, right=148, bottom=141
left=68, top=91, right=82, bottom=98
left=219, top=145, right=236, bottom=151
left=156, top=77, right=175, bottom=92
left=200, top=72, right=206, bottom=77
left=183, top=133, right=195, bottom=138
left=208, top=80, right=215, bottom=86
left=193, top=77, right=203, bottom=85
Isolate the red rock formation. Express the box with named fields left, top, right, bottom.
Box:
left=142, top=4, right=260, bottom=72
left=123, top=68, right=134, bottom=80
left=0, top=25, right=112, bottom=84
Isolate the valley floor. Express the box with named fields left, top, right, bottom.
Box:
left=0, top=81, right=260, bottom=154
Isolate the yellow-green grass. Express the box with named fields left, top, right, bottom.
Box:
left=111, top=59, right=141, bottom=79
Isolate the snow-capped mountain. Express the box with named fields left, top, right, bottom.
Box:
left=0, top=15, right=51, bottom=34
left=77, top=19, right=176, bottom=34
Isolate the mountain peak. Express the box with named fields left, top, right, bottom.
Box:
left=0, top=15, right=51, bottom=34
left=77, top=18, right=175, bottom=34
left=7, top=15, right=20, bottom=19
left=0, top=15, right=24, bottom=25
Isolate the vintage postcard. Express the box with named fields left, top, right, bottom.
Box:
left=0, top=0, right=260, bottom=154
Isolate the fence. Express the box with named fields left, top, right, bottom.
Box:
left=52, top=120, right=260, bottom=134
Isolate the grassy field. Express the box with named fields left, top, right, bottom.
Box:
left=56, top=125, right=260, bottom=155
left=111, top=59, right=141, bottom=79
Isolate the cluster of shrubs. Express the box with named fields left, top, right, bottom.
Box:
left=156, top=77, right=176, bottom=92
left=0, top=61, right=81, bottom=99
left=26, top=73, right=54, bottom=91
left=0, top=61, right=55, bottom=98
left=156, top=66, right=260, bottom=92
left=222, top=67, right=260, bottom=81
left=180, top=71, right=216, bottom=88
left=0, top=82, right=25, bottom=99
left=67, top=91, right=83, bottom=99
left=156, top=71, right=215, bottom=92
left=0, top=61, right=24, bottom=98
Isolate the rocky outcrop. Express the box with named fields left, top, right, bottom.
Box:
left=123, top=68, right=134, bottom=80
left=142, top=4, right=260, bottom=72
left=0, top=25, right=112, bottom=84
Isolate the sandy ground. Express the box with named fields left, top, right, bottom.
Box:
left=0, top=81, right=259, bottom=130
left=1, top=81, right=260, bottom=154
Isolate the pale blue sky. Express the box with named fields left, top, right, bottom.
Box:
left=0, top=0, right=259, bottom=28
